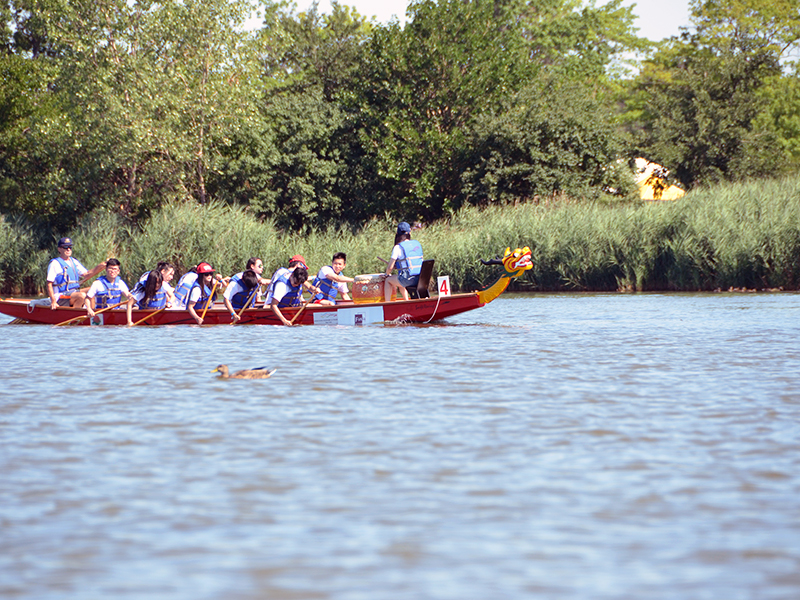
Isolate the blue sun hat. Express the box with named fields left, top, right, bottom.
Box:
left=396, top=222, right=411, bottom=235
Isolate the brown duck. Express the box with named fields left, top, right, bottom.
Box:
left=211, top=365, right=277, bottom=379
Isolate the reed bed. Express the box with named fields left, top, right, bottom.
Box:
left=2, top=175, right=799, bottom=296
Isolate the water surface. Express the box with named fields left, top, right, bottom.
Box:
left=1, top=293, right=799, bottom=599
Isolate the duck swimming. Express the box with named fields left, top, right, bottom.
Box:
left=211, top=365, right=277, bottom=379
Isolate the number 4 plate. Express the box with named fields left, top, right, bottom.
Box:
left=437, top=276, right=451, bottom=297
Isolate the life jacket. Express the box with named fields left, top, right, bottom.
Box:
left=173, top=272, right=198, bottom=308
left=396, top=240, right=423, bottom=278
left=268, top=268, right=302, bottom=308
left=189, top=281, right=214, bottom=311
left=94, top=275, right=125, bottom=309
left=50, top=257, right=82, bottom=295
left=229, top=272, right=258, bottom=309
left=313, top=267, right=339, bottom=302
left=135, top=283, right=167, bottom=309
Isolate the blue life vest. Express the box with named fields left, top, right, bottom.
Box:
left=173, top=272, right=198, bottom=308
left=313, top=267, right=339, bottom=302
left=136, top=283, right=166, bottom=309
left=229, top=273, right=258, bottom=309
left=50, top=257, right=82, bottom=295
left=269, top=268, right=302, bottom=308
left=94, top=275, right=125, bottom=309
left=396, top=240, right=423, bottom=278
left=189, top=281, right=214, bottom=311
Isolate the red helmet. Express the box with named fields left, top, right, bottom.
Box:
left=196, top=262, right=215, bottom=274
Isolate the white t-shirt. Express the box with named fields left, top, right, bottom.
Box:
left=188, top=281, right=216, bottom=306
left=223, top=272, right=250, bottom=301
left=86, top=277, right=130, bottom=299
left=390, top=244, right=404, bottom=263
left=316, top=265, right=349, bottom=296
left=47, top=257, right=88, bottom=283
left=264, top=268, right=293, bottom=306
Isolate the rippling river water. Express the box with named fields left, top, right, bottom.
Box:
left=1, top=293, right=799, bottom=599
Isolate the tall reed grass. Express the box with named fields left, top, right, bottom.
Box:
left=2, top=175, right=799, bottom=296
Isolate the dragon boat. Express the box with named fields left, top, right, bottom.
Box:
left=0, top=247, right=532, bottom=326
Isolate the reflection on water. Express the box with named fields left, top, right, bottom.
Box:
left=1, top=293, right=799, bottom=599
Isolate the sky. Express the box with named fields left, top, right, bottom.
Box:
left=282, top=0, right=692, bottom=41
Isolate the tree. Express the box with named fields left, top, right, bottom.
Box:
left=631, top=0, right=800, bottom=188
left=461, top=77, right=634, bottom=204
left=352, top=0, right=643, bottom=219
left=1, top=0, right=263, bottom=228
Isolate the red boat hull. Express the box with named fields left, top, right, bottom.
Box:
left=0, top=294, right=486, bottom=326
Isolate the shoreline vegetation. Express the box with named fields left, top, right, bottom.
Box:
left=2, top=175, right=799, bottom=296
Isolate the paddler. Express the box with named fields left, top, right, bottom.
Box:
left=126, top=267, right=172, bottom=325
left=383, top=222, right=424, bottom=302
left=264, top=255, right=319, bottom=326
left=173, top=262, right=225, bottom=309
left=311, top=252, right=353, bottom=305
left=85, top=258, right=132, bottom=319
left=136, top=262, right=177, bottom=307
left=46, top=237, right=106, bottom=310
left=223, top=268, right=261, bottom=321
left=186, top=262, right=218, bottom=325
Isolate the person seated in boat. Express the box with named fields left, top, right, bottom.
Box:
left=46, top=237, right=107, bottom=310
left=265, top=256, right=318, bottom=326
left=264, top=255, right=317, bottom=301
left=222, top=268, right=260, bottom=322
left=126, top=268, right=171, bottom=325
left=173, top=263, right=225, bottom=309
left=312, top=252, right=353, bottom=305
left=225, top=257, right=269, bottom=302
left=136, top=262, right=177, bottom=307
left=187, top=262, right=219, bottom=325
left=383, top=222, right=423, bottom=302
left=85, top=258, right=132, bottom=319
left=246, top=256, right=270, bottom=287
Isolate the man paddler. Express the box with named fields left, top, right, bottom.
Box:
left=46, top=237, right=106, bottom=310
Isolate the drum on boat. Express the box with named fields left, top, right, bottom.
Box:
left=352, top=274, right=385, bottom=304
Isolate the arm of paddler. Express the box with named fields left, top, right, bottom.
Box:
left=187, top=300, right=204, bottom=325
left=46, top=281, right=59, bottom=310
left=126, top=295, right=136, bottom=326
left=222, top=295, right=240, bottom=322
left=269, top=298, right=295, bottom=327
left=80, top=260, right=107, bottom=283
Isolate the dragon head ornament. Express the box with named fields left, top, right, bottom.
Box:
left=476, top=246, right=533, bottom=304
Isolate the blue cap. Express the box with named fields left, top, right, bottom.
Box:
left=58, top=237, right=73, bottom=248
left=396, top=222, right=411, bottom=234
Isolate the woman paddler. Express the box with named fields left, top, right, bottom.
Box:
left=126, top=267, right=171, bottom=326
left=383, top=221, right=424, bottom=302
left=187, top=262, right=218, bottom=325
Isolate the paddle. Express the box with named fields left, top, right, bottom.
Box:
left=55, top=299, right=127, bottom=327
left=131, top=306, right=166, bottom=327
left=288, top=282, right=323, bottom=325
left=232, top=285, right=262, bottom=324
left=199, top=280, right=219, bottom=322
left=289, top=300, right=310, bottom=325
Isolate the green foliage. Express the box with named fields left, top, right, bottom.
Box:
left=461, top=77, right=636, bottom=205
left=1, top=0, right=262, bottom=229
left=350, top=0, right=642, bottom=221
left=6, top=175, right=800, bottom=296
left=0, top=213, right=46, bottom=294
left=629, top=0, right=800, bottom=188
